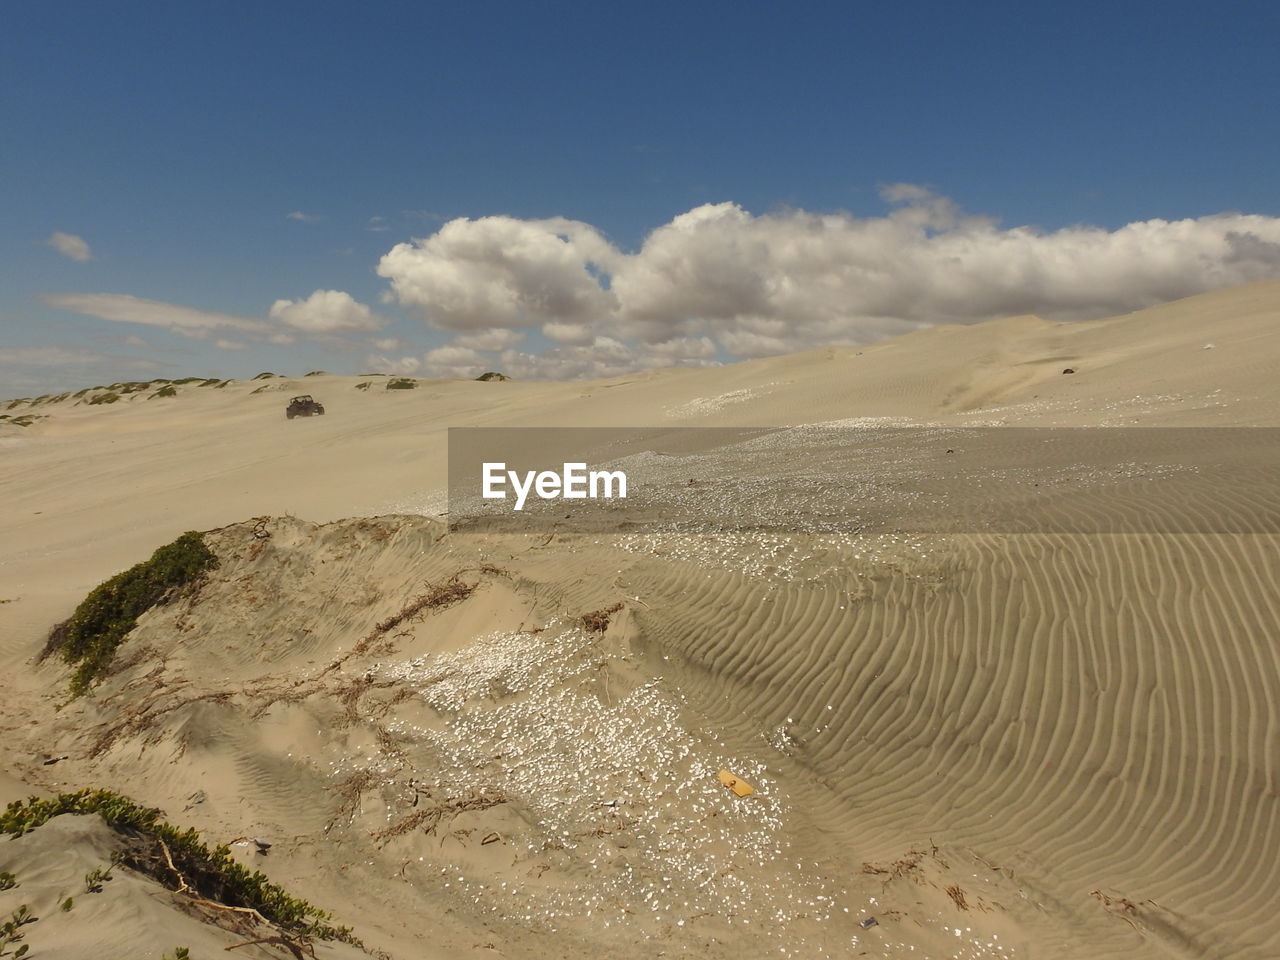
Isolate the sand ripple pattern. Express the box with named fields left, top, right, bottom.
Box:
left=629, top=532, right=1280, bottom=960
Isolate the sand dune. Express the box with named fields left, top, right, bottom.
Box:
left=2, top=279, right=1278, bottom=957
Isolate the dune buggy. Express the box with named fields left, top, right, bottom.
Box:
left=286, top=395, right=325, bottom=419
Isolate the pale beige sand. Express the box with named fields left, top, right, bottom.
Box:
left=1, top=279, right=1278, bottom=958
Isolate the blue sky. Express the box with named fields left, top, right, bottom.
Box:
left=3, top=0, right=1279, bottom=394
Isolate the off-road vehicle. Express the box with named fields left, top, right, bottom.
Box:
left=286, top=395, right=325, bottom=419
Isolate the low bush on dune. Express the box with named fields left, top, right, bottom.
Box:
left=86, top=392, right=120, bottom=405
left=150, top=385, right=178, bottom=399
left=475, top=371, right=510, bottom=382
left=252, top=372, right=278, bottom=380
left=1, top=789, right=357, bottom=945
left=386, top=377, right=417, bottom=390
left=44, top=532, right=217, bottom=696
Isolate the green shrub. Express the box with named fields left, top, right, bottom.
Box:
left=304, top=370, right=326, bottom=377
left=214, top=379, right=232, bottom=388
left=252, top=372, right=278, bottom=380
left=354, top=382, right=371, bottom=391
left=0, top=790, right=356, bottom=944
left=475, top=371, right=510, bottom=382
left=151, top=385, right=178, bottom=399
left=386, top=377, right=417, bottom=390
left=47, top=532, right=217, bottom=696
left=200, top=378, right=221, bottom=386
left=87, top=392, right=120, bottom=405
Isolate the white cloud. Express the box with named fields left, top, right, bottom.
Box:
left=362, top=354, right=421, bottom=375
left=370, top=337, right=402, bottom=352
left=374, top=188, right=1280, bottom=377
left=43, top=293, right=270, bottom=338
left=376, top=215, right=618, bottom=331
left=47, top=232, right=92, bottom=262
left=287, top=211, right=320, bottom=222
left=422, top=345, right=487, bottom=379
left=494, top=337, right=639, bottom=381
left=214, top=338, right=247, bottom=350
left=451, top=328, right=525, bottom=351
left=268, top=290, right=384, bottom=333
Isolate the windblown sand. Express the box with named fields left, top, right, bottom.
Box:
left=1, top=280, right=1278, bottom=959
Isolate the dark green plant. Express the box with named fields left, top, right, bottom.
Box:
left=0, top=791, right=356, bottom=944
left=45, top=531, right=217, bottom=695
left=475, top=371, right=510, bottom=382
left=0, top=904, right=35, bottom=958
left=163, top=948, right=190, bottom=960
left=252, top=372, right=278, bottom=380
left=87, top=392, right=120, bottom=405
left=151, top=385, right=178, bottom=399
left=0, top=873, right=15, bottom=891
left=304, top=370, right=326, bottom=377
left=215, top=379, right=232, bottom=388
left=59, top=897, right=73, bottom=912
left=84, top=866, right=112, bottom=893
left=386, top=377, right=417, bottom=390
left=354, top=382, right=371, bottom=391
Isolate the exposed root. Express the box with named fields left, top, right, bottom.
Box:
left=580, top=602, right=624, bottom=634
left=370, top=789, right=509, bottom=846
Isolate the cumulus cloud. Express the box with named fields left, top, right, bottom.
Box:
left=362, top=354, right=421, bottom=375
left=450, top=328, right=525, bottom=351
left=376, top=215, right=618, bottom=331
left=375, top=187, right=1280, bottom=376
left=268, top=289, right=384, bottom=334
left=42, top=293, right=270, bottom=338
left=422, top=345, right=488, bottom=379
left=47, top=232, right=93, bottom=261
left=287, top=211, right=320, bottom=222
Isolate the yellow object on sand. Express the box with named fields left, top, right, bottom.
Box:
left=717, top=769, right=755, bottom=797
